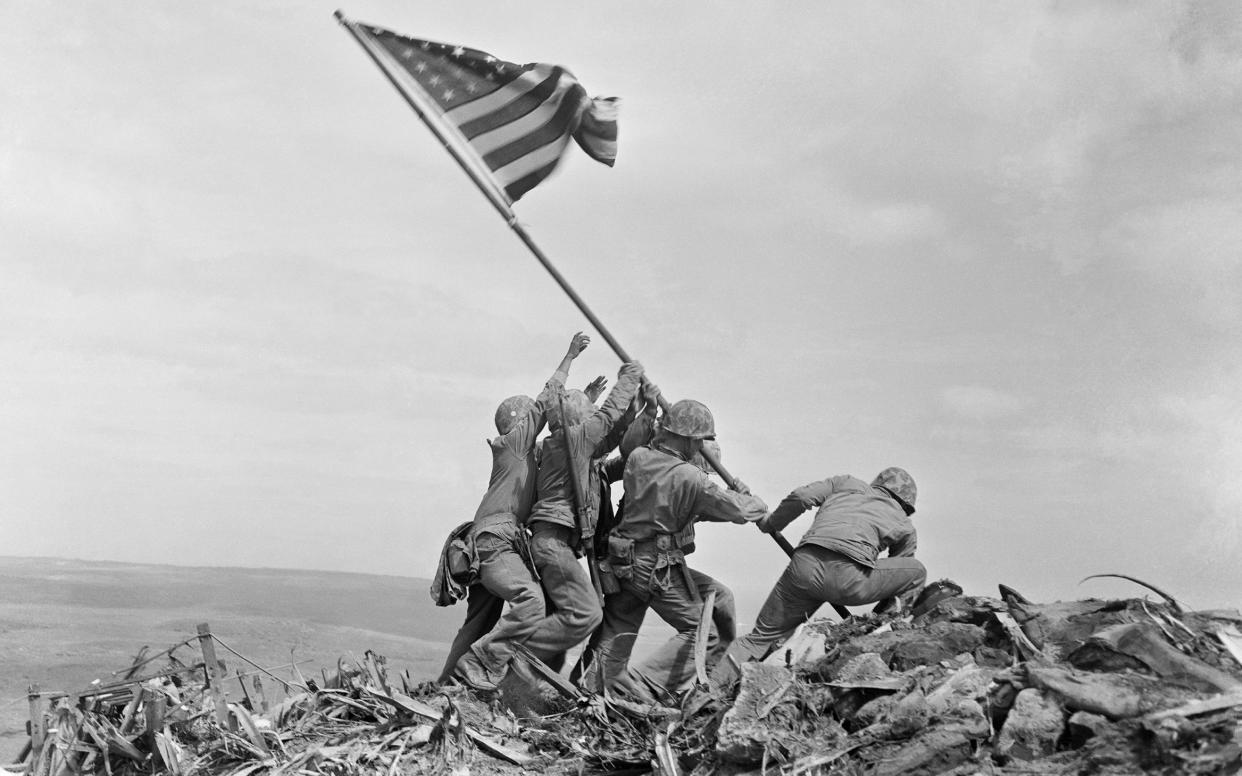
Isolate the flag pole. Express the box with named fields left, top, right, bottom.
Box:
left=333, top=12, right=811, bottom=572
left=334, top=11, right=514, bottom=222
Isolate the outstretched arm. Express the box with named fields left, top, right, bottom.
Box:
left=759, top=478, right=837, bottom=534
left=583, top=375, right=608, bottom=402
left=693, top=476, right=768, bottom=525
left=524, top=332, right=592, bottom=443
left=551, top=331, right=590, bottom=383
left=583, top=361, right=644, bottom=447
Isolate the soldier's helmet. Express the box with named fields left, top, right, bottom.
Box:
left=872, top=467, right=917, bottom=514
left=549, top=389, right=596, bottom=431
left=494, top=395, right=535, bottom=435
left=662, top=399, right=716, bottom=440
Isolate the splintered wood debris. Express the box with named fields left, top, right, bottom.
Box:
left=13, top=581, right=1242, bottom=776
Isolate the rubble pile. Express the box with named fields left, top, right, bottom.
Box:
left=15, top=581, right=1242, bottom=775
left=695, top=582, right=1242, bottom=774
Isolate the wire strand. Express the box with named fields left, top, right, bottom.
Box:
left=204, top=632, right=310, bottom=692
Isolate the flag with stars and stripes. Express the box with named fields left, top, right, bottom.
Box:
left=353, top=23, right=618, bottom=204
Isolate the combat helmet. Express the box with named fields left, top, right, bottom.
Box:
left=494, top=395, right=535, bottom=435
left=872, top=467, right=917, bottom=515
left=549, top=389, right=596, bottom=431
left=662, top=399, right=716, bottom=440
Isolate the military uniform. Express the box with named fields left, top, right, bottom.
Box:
left=722, top=474, right=926, bottom=673
left=599, top=442, right=767, bottom=698
left=520, top=367, right=642, bottom=668
left=439, top=369, right=567, bottom=684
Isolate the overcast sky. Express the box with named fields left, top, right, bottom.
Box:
left=2, top=1, right=1239, bottom=618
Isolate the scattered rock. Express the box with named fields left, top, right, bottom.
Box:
left=1064, top=709, right=1112, bottom=748
left=715, top=663, right=793, bottom=763
left=1026, top=665, right=1148, bottom=719
left=1071, top=621, right=1242, bottom=693
left=995, top=688, right=1066, bottom=760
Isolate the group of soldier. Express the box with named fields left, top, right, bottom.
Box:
left=433, top=332, right=927, bottom=701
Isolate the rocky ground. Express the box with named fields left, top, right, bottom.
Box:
left=16, top=579, right=1242, bottom=775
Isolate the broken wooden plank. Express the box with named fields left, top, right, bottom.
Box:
left=653, top=721, right=682, bottom=775
left=364, top=650, right=391, bottom=695
left=230, top=703, right=271, bottom=757
left=1080, top=622, right=1242, bottom=693
left=365, top=688, right=533, bottom=765
left=143, top=688, right=166, bottom=756
left=694, top=590, right=717, bottom=686
left=510, top=642, right=583, bottom=700
left=1146, top=689, right=1242, bottom=722
left=1217, top=625, right=1242, bottom=669
left=26, top=685, right=45, bottom=773
left=196, top=623, right=235, bottom=732
left=993, top=612, right=1049, bottom=663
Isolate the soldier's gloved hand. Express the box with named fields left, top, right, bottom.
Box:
left=641, top=379, right=661, bottom=410
left=584, top=375, right=608, bottom=402
left=732, top=477, right=752, bottom=496
left=567, top=331, right=590, bottom=358
left=619, top=361, right=644, bottom=381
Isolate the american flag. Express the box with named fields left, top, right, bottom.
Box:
left=356, top=24, right=618, bottom=203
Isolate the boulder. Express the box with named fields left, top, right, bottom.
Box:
left=1026, top=666, right=1147, bottom=719
left=995, top=688, right=1066, bottom=760
left=1070, top=621, right=1242, bottom=693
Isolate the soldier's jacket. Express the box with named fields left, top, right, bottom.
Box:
left=472, top=368, right=567, bottom=534
left=524, top=368, right=643, bottom=538
left=766, top=474, right=916, bottom=567
left=614, top=444, right=767, bottom=544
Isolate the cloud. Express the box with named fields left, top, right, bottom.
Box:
left=1100, top=199, right=1242, bottom=329
left=1160, top=383, right=1242, bottom=556
left=942, top=385, right=1025, bottom=421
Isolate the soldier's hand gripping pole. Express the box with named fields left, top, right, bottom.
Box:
left=504, top=223, right=799, bottom=563
left=415, top=150, right=803, bottom=567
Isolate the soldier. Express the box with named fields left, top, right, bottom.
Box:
left=518, top=361, right=645, bottom=669
left=445, top=332, right=590, bottom=691
left=718, top=467, right=926, bottom=681
left=598, top=399, right=768, bottom=700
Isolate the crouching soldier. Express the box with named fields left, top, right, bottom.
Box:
left=600, top=399, right=768, bottom=700
left=717, top=467, right=926, bottom=683
left=442, top=332, right=590, bottom=691
left=519, top=361, right=645, bottom=669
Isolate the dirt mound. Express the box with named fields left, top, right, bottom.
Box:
left=17, top=582, right=1242, bottom=775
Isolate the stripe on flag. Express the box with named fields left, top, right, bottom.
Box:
left=358, top=24, right=618, bottom=203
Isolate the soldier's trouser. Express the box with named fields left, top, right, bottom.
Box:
left=521, top=522, right=603, bottom=667
left=438, top=584, right=503, bottom=683
left=471, top=520, right=546, bottom=674
left=581, top=568, right=735, bottom=693
left=606, top=549, right=736, bottom=697
left=723, top=545, right=926, bottom=674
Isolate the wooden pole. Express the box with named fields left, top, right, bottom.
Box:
left=195, top=624, right=235, bottom=732
left=143, top=688, right=166, bottom=759
left=26, top=684, right=44, bottom=773
left=333, top=12, right=515, bottom=224
left=331, top=11, right=831, bottom=588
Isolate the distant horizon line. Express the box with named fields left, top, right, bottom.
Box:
left=0, top=554, right=433, bottom=584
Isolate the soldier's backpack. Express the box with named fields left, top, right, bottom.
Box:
left=428, top=521, right=478, bottom=606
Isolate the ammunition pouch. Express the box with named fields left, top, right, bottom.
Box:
left=606, top=535, right=635, bottom=580
left=595, top=557, right=621, bottom=595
